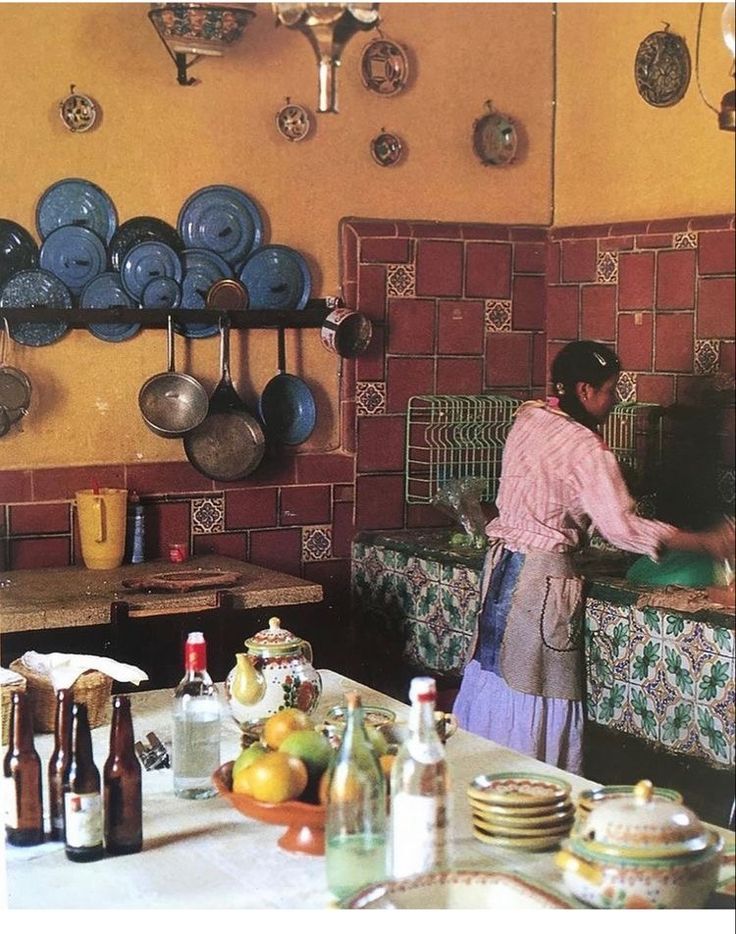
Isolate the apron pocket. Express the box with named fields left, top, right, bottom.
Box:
left=539, top=575, right=585, bottom=652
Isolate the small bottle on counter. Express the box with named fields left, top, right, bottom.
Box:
left=63, top=702, right=104, bottom=862
left=389, top=676, right=451, bottom=879
left=172, top=631, right=221, bottom=799
left=325, top=691, right=387, bottom=900
left=48, top=688, right=73, bottom=842
left=3, top=690, right=44, bottom=846
left=127, top=493, right=145, bottom=565
left=104, top=695, right=142, bottom=855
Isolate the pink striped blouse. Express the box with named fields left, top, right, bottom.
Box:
left=486, top=402, right=675, bottom=559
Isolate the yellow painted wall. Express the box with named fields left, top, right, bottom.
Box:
left=555, top=2, right=736, bottom=225
left=0, top=2, right=553, bottom=469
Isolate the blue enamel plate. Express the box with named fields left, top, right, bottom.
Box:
left=109, top=216, right=184, bottom=271
left=120, top=241, right=183, bottom=302
left=238, top=245, right=311, bottom=311
left=142, top=275, right=181, bottom=309
left=178, top=248, right=233, bottom=338
left=36, top=177, right=118, bottom=245
left=177, top=185, right=263, bottom=269
left=80, top=272, right=140, bottom=342
left=0, top=219, right=39, bottom=289
left=0, top=269, right=71, bottom=346
left=39, top=225, right=107, bottom=296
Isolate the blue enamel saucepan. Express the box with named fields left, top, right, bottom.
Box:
left=258, top=327, right=316, bottom=446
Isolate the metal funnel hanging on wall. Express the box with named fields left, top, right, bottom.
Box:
left=273, top=3, right=380, bottom=112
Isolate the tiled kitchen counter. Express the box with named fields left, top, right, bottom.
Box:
left=352, top=530, right=735, bottom=770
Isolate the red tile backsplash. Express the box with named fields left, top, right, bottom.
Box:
left=387, top=298, right=436, bottom=354
left=514, top=242, right=546, bottom=273
left=581, top=285, right=616, bottom=341
left=10, top=538, right=70, bottom=570
left=357, top=415, right=406, bottom=472
left=436, top=356, right=483, bottom=394
left=193, top=532, right=247, bottom=562
left=295, top=453, right=354, bottom=485
left=280, top=485, right=332, bottom=525
left=9, top=503, right=69, bottom=535
left=225, top=488, right=278, bottom=529
left=617, top=312, right=654, bottom=371
left=485, top=332, right=532, bottom=387
left=355, top=474, right=405, bottom=529
left=655, top=313, right=695, bottom=372
left=415, top=240, right=464, bottom=296
left=512, top=275, right=546, bottom=330
left=437, top=300, right=485, bottom=354
left=656, top=250, right=696, bottom=310
left=33, top=466, right=127, bottom=501
left=331, top=500, right=356, bottom=559
left=385, top=357, right=434, bottom=413
left=619, top=251, right=655, bottom=310
left=699, top=230, right=736, bottom=273
left=249, top=528, right=302, bottom=576
left=637, top=374, right=675, bottom=406
left=561, top=239, right=597, bottom=282
left=361, top=237, right=412, bottom=264
left=465, top=242, right=512, bottom=298
left=357, top=264, right=388, bottom=321
left=546, top=286, right=579, bottom=339
left=147, top=500, right=191, bottom=561
left=697, top=277, right=736, bottom=339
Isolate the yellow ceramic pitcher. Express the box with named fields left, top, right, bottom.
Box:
left=76, top=488, right=128, bottom=570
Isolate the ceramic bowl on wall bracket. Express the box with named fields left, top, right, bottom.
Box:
left=370, top=130, right=404, bottom=167
left=59, top=85, right=99, bottom=133
left=472, top=101, right=518, bottom=167
left=275, top=99, right=312, bottom=143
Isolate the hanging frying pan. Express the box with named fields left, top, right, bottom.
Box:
left=258, top=327, right=316, bottom=446
left=0, top=317, right=32, bottom=431
left=184, top=318, right=265, bottom=481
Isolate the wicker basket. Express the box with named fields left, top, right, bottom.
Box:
left=2, top=675, right=27, bottom=745
left=9, top=660, right=112, bottom=733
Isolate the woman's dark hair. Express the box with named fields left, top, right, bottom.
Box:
left=551, top=340, right=621, bottom=430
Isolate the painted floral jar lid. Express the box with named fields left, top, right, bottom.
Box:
left=244, top=616, right=307, bottom=656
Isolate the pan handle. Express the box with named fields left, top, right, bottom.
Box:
left=277, top=326, right=286, bottom=374
left=219, top=316, right=231, bottom=383
left=166, top=315, right=175, bottom=374
left=0, top=317, right=9, bottom=366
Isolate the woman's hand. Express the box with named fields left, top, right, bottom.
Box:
left=664, top=517, right=735, bottom=561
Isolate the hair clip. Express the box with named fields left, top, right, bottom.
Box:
left=555, top=382, right=566, bottom=395
left=593, top=352, right=607, bottom=367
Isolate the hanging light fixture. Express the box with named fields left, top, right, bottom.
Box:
left=273, top=4, right=381, bottom=113
left=149, top=3, right=256, bottom=85
left=695, top=1, right=736, bottom=130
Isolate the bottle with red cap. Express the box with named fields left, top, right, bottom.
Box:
left=388, top=676, right=451, bottom=879
left=172, top=631, right=221, bottom=799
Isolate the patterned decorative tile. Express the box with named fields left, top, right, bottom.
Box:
left=191, top=496, right=225, bottom=534
left=697, top=621, right=734, bottom=658
left=386, top=263, right=416, bottom=297
left=439, top=565, right=481, bottom=626
left=596, top=251, right=618, bottom=284
left=673, top=231, right=698, bottom=250
left=595, top=680, right=629, bottom=728
left=695, top=703, right=731, bottom=765
left=661, top=642, right=697, bottom=700
left=484, top=299, right=512, bottom=332
left=694, top=339, right=720, bottom=375
left=660, top=699, right=697, bottom=751
left=629, top=683, right=660, bottom=743
left=302, top=526, right=331, bottom=562
left=356, top=381, right=386, bottom=416
left=616, top=371, right=637, bottom=403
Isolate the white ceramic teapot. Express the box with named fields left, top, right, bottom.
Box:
left=225, top=616, right=322, bottom=734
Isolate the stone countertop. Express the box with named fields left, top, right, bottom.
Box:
left=354, top=529, right=735, bottom=631
left=0, top=555, right=323, bottom=634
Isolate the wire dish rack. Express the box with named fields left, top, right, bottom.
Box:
left=405, top=395, right=663, bottom=505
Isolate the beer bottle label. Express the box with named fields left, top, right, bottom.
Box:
left=64, top=791, right=102, bottom=848
left=3, top=776, right=18, bottom=829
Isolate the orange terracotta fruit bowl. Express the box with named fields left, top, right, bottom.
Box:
left=213, top=762, right=326, bottom=856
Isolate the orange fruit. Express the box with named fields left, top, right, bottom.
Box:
left=232, top=742, right=266, bottom=781
left=262, top=708, right=314, bottom=750
left=243, top=750, right=309, bottom=804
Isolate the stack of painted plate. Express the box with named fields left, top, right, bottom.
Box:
left=577, top=783, right=683, bottom=820
left=468, top=771, right=575, bottom=852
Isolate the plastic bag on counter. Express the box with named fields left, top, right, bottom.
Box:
left=431, top=478, right=487, bottom=550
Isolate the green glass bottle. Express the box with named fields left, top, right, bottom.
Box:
left=325, top=691, right=387, bottom=901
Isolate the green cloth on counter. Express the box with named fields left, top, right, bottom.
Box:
left=626, top=550, right=717, bottom=587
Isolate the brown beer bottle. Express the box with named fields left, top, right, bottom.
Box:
left=48, top=688, right=73, bottom=842
left=63, top=702, right=104, bottom=862
left=3, top=690, right=43, bottom=846
left=104, top=694, right=142, bottom=855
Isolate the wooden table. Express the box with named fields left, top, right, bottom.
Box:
left=3, top=670, right=734, bottom=910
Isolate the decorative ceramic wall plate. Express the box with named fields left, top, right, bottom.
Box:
left=59, top=86, right=99, bottom=133
left=360, top=36, right=409, bottom=96
left=634, top=29, right=691, bottom=107
left=370, top=130, right=404, bottom=167
left=275, top=101, right=311, bottom=142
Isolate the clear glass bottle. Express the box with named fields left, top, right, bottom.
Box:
left=3, top=690, right=44, bottom=846
left=104, top=695, right=143, bottom=854
left=389, top=676, right=451, bottom=879
left=325, top=691, right=387, bottom=901
left=172, top=631, right=221, bottom=799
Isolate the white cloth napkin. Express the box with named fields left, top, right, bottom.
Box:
left=0, top=666, right=26, bottom=687
left=20, top=651, right=149, bottom=692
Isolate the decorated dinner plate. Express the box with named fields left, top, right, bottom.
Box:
left=0, top=269, right=71, bottom=345
left=36, top=177, right=118, bottom=244
left=470, top=804, right=575, bottom=829
left=469, top=796, right=575, bottom=819
left=121, top=241, right=183, bottom=302
left=473, top=812, right=574, bottom=837
left=142, top=275, right=181, bottom=309
left=80, top=272, right=140, bottom=342
left=468, top=772, right=572, bottom=807
left=238, top=245, right=311, bottom=311
left=0, top=219, right=38, bottom=288
left=177, top=185, right=263, bottom=269
left=39, top=224, right=107, bottom=295
left=108, top=216, right=184, bottom=271
left=472, top=824, right=567, bottom=852
left=342, top=870, right=576, bottom=909
left=178, top=248, right=233, bottom=337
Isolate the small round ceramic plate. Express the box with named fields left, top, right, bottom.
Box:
left=239, top=245, right=311, bottom=311
left=39, top=224, right=107, bottom=295
left=473, top=812, right=574, bottom=837
left=109, top=216, right=184, bottom=271
left=0, top=219, right=38, bottom=289
left=470, top=796, right=574, bottom=819
left=471, top=804, right=575, bottom=829
left=142, top=275, right=181, bottom=309
left=178, top=248, right=233, bottom=337
left=121, top=241, right=183, bottom=302
left=0, top=270, right=71, bottom=345
left=36, top=177, right=118, bottom=244
left=178, top=185, right=264, bottom=269
left=343, top=870, right=576, bottom=909
left=472, top=824, right=567, bottom=852
left=468, top=772, right=571, bottom=807
left=80, top=272, right=140, bottom=342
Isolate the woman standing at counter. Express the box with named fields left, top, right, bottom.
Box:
left=453, top=340, right=735, bottom=774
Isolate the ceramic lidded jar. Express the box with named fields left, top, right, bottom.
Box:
left=225, top=616, right=322, bottom=734
left=556, top=779, right=723, bottom=909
